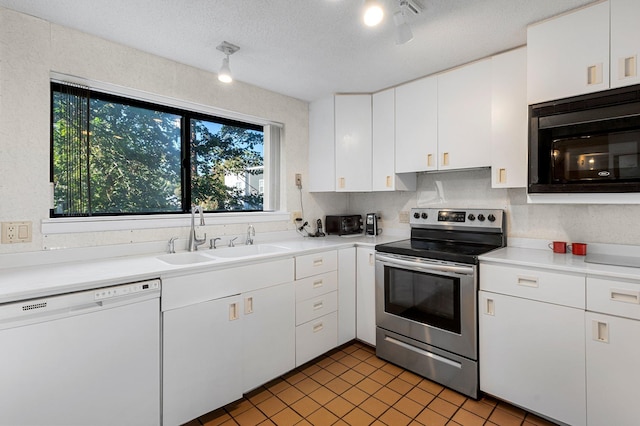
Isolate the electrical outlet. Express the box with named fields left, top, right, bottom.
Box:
left=1, top=221, right=32, bottom=244
left=399, top=211, right=410, bottom=223
left=295, top=173, right=302, bottom=189
left=292, top=211, right=303, bottom=223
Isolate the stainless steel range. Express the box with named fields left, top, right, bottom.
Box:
left=375, top=208, right=505, bottom=399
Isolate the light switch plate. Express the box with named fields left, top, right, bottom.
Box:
left=1, top=221, right=32, bottom=244
left=399, top=211, right=410, bottom=223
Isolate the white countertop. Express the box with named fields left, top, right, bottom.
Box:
left=0, top=234, right=403, bottom=304
left=480, top=242, right=640, bottom=281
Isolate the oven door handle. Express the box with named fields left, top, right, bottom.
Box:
left=376, top=253, right=474, bottom=275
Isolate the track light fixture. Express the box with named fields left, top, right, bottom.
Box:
left=216, top=41, right=240, bottom=83
left=395, top=0, right=422, bottom=44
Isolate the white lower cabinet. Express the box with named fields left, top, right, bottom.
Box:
left=585, top=276, right=640, bottom=426
left=337, top=247, right=356, bottom=345
left=356, top=247, right=376, bottom=346
left=163, top=294, right=243, bottom=426
left=479, top=263, right=586, bottom=426
left=243, top=282, right=295, bottom=393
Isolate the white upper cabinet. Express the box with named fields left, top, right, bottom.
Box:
left=527, top=1, right=610, bottom=104
left=395, top=75, right=438, bottom=173
left=438, top=58, right=492, bottom=170
left=610, top=0, right=640, bottom=88
left=491, top=47, right=528, bottom=188
left=335, top=94, right=372, bottom=192
left=308, top=96, right=335, bottom=192
left=372, top=89, right=416, bottom=191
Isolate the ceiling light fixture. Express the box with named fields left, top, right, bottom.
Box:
left=216, top=41, right=240, bottom=83
left=363, top=0, right=384, bottom=27
left=395, top=0, right=422, bottom=45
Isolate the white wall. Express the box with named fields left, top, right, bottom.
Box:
left=349, top=168, right=640, bottom=245
left=0, top=7, right=335, bottom=254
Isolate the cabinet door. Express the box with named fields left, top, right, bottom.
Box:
left=335, top=94, right=372, bottom=192
left=163, top=295, right=242, bottom=426
left=586, top=312, right=640, bottom=426
left=527, top=1, right=610, bottom=104
left=308, top=96, right=335, bottom=192
left=395, top=76, right=438, bottom=173
left=438, top=58, right=492, bottom=170
left=491, top=47, right=528, bottom=188
left=372, top=89, right=416, bottom=191
left=356, top=247, right=376, bottom=346
left=243, top=282, right=295, bottom=393
left=479, top=291, right=586, bottom=426
left=610, top=0, right=640, bottom=88
left=338, top=247, right=356, bottom=345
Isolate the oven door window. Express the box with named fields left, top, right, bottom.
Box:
left=384, top=266, right=461, bottom=334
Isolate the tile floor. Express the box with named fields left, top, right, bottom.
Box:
left=185, top=341, right=557, bottom=426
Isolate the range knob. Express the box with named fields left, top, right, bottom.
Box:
left=467, top=214, right=476, bottom=221
left=413, top=212, right=420, bottom=219
left=477, top=214, right=486, bottom=222
left=421, top=212, right=428, bottom=219
left=488, top=214, right=496, bottom=222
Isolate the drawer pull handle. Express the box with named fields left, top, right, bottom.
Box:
left=517, top=276, right=539, bottom=288
left=592, top=320, right=609, bottom=343
left=313, top=280, right=323, bottom=288
left=610, top=289, right=640, bottom=304
left=245, top=297, right=254, bottom=315
left=485, top=298, right=495, bottom=316
left=313, top=301, right=324, bottom=310
left=229, top=302, right=240, bottom=321
left=313, top=322, right=324, bottom=333
left=313, top=258, right=324, bottom=267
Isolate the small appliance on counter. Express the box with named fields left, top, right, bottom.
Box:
left=365, top=213, right=380, bottom=236
left=325, top=215, right=363, bottom=236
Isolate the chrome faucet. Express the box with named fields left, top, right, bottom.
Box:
left=188, top=205, right=206, bottom=251
left=246, top=224, right=255, bottom=245
left=167, top=237, right=178, bottom=254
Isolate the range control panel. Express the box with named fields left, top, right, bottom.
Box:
left=410, top=208, right=504, bottom=230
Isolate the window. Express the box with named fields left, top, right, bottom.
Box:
left=51, top=82, right=273, bottom=217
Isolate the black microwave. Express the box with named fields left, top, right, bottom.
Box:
left=325, top=215, right=363, bottom=236
left=529, top=84, right=640, bottom=193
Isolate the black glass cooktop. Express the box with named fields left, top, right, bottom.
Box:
left=375, top=238, right=502, bottom=264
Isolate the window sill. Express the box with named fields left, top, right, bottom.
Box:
left=42, top=211, right=291, bottom=234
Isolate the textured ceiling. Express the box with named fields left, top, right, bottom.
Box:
left=0, top=0, right=597, bottom=102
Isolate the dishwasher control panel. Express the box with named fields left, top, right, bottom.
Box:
left=94, top=279, right=160, bottom=301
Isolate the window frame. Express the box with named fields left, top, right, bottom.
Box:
left=50, top=81, right=273, bottom=218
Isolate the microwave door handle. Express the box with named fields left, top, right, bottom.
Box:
left=375, top=254, right=474, bottom=275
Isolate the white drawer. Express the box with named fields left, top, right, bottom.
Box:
left=296, top=291, right=338, bottom=326
left=295, top=250, right=337, bottom=279
left=295, top=311, right=338, bottom=367
left=480, top=263, right=585, bottom=309
left=587, top=276, right=640, bottom=320
left=295, top=271, right=338, bottom=302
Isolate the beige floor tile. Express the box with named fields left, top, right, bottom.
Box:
left=315, top=356, right=334, bottom=369
left=295, top=377, right=322, bottom=394
left=393, top=396, right=425, bottom=419
left=246, top=387, right=274, bottom=405
left=439, top=388, right=467, bottom=407
left=406, top=387, right=436, bottom=405
left=340, top=369, right=366, bottom=385
left=414, top=407, right=449, bottom=426
left=289, top=396, right=321, bottom=418
left=356, top=377, right=384, bottom=395
left=225, top=399, right=254, bottom=417
left=300, top=363, right=322, bottom=376
left=488, top=407, right=525, bottom=426
left=328, top=350, right=348, bottom=361
left=398, top=370, right=423, bottom=385
left=338, top=354, right=361, bottom=368
left=233, top=406, right=267, bottom=426
left=258, top=419, right=276, bottom=426
left=461, top=398, right=494, bottom=419
left=353, top=361, right=377, bottom=376
left=342, top=345, right=359, bottom=354
left=324, top=361, right=349, bottom=376
left=380, top=362, right=404, bottom=377
left=333, top=420, right=350, bottom=426
left=360, top=396, right=390, bottom=418
left=308, top=386, right=338, bottom=406
left=276, top=386, right=305, bottom=405
left=352, top=348, right=375, bottom=361
left=386, top=377, right=414, bottom=396
left=324, top=376, right=352, bottom=395
left=373, top=386, right=403, bottom=405
left=416, top=379, right=444, bottom=395
left=199, top=408, right=232, bottom=426
left=283, top=370, right=307, bottom=386
left=428, top=397, right=458, bottom=418
left=256, top=395, right=287, bottom=417
left=310, top=368, right=336, bottom=385
left=269, top=407, right=302, bottom=426
left=342, top=386, right=370, bottom=406
left=451, top=409, right=485, bottom=426
left=306, top=407, right=339, bottom=425
left=342, top=407, right=376, bottom=426
left=379, top=407, right=413, bottom=426
left=364, top=356, right=387, bottom=369
left=369, top=369, right=395, bottom=386
left=497, top=401, right=527, bottom=419
left=324, top=395, right=356, bottom=418
left=265, top=378, right=291, bottom=395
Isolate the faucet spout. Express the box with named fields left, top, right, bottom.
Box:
left=246, top=224, right=255, bottom=245
left=188, top=205, right=207, bottom=251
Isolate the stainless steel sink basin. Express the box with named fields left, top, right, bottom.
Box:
left=156, top=252, right=217, bottom=265
left=210, top=244, right=291, bottom=258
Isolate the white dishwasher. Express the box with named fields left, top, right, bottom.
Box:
left=0, top=279, right=161, bottom=426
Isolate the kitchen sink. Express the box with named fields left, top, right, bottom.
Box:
left=210, top=244, right=291, bottom=258
left=156, top=252, right=217, bottom=265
